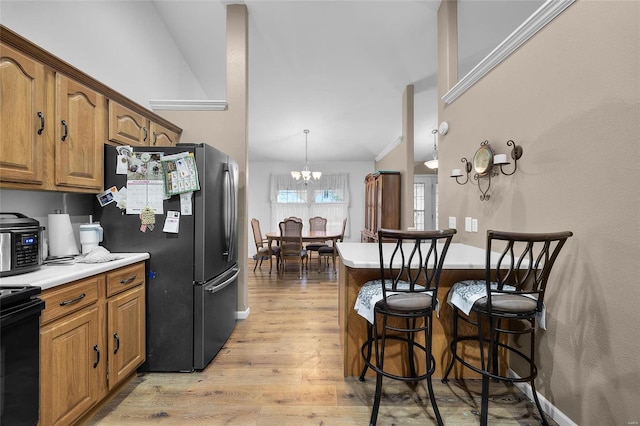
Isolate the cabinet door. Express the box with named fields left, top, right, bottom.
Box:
left=108, top=101, right=149, bottom=146
left=150, top=121, right=179, bottom=147
left=40, top=306, right=102, bottom=426
left=0, top=43, right=46, bottom=185
left=107, top=285, right=145, bottom=389
left=55, top=74, right=104, bottom=190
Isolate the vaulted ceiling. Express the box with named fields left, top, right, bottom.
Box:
left=152, top=1, right=442, bottom=163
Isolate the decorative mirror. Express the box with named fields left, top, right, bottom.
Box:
left=473, top=142, right=494, bottom=176
left=451, top=139, right=524, bottom=201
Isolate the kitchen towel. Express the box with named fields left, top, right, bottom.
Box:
left=48, top=213, right=80, bottom=257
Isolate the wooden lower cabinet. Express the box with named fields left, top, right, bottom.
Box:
left=40, top=305, right=103, bottom=426
left=39, top=262, right=146, bottom=426
left=107, top=285, right=145, bottom=389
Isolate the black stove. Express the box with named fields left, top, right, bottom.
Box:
left=0, top=284, right=44, bottom=426
left=0, top=285, right=41, bottom=307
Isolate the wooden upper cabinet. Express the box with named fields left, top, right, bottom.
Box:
left=1, top=26, right=182, bottom=193
left=150, top=121, right=180, bottom=147
left=55, top=75, right=104, bottom=191
left=0, top=43, right=46, bottom=185
left=108, top=101, right=150, bottom=146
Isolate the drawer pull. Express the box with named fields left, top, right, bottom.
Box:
left=143, top=127, right=148, bottom=142
left=120, top=275, right=137, bottom=285
left=113, top=333, right=120, bottom=354
left=59, top=293, right=86, bottom=306
left=93, top=344, right=100, bottom=368
left=37, top=111, right=45, bottom=135
left=61, top=119, right=68, bottom=141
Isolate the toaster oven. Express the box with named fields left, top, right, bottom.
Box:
left=0, top=213, right=41, bottom=276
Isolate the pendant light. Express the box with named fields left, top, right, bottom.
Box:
left=291, top=129, right=321, bottom=183
left=424, top=129, right=439, bottom=170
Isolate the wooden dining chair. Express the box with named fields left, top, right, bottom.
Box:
left=250, top=218, right=280, bottom=273
left=278, top=219, right=308, bottom=278
left=306, top=216, right=328, bottom=264
left=318, top=218, right=347, bottom=272
left=442, top=229, right=573, bottom=426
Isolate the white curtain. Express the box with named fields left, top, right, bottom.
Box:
left=270, top=173, right=350, bottom=237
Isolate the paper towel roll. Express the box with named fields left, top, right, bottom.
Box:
left=48, top=213, right=79, bottom=257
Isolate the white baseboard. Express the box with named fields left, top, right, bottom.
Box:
left=236, top=307, right=250, bottom=320
left=508, top=369, right=577, bottom=426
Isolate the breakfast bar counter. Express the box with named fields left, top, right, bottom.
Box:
left=336, top=242, right=502, bottom=378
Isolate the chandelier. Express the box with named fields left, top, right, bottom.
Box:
left=424, top=129, right=439, bottom=170
left=291, top=129, right=321, bottom=183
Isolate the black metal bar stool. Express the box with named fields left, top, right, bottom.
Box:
left=357, top=228, right=456, bottom=426
left=442, top=229, right=573, bottom=425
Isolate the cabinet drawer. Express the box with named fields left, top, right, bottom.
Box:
left=41, top=277, right=100, bottom=325
left=107, top=262, right=145, bottom=297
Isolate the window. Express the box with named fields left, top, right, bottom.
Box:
left=277, top=189, right=307, bottom=203
left=270, top=174, right=350, bottom=237
left=414, top=181, right=426, bottom=231
left=413, top=175, right=437, bottom=230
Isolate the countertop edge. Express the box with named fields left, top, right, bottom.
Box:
left=337, top=242, right=488, bottom=270
left=0, top=253, right=150, bottom=290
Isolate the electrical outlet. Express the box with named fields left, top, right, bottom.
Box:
left=448, top=216, right=456, bottom=229
left=471, top=218, right=478, bottom=233
left=465, top=217, right=472, bottom=232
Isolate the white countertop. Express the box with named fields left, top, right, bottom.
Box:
left=337, top=242, right=496, bottom=270
left=0, top=253, right=149, bottom=290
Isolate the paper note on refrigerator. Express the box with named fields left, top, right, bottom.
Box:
left=126, top=180, right=165, bottom=215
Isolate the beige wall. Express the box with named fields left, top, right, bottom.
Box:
left=158, top=5, right=250, bottom=313
left=437, top=0, right=639, bottom=423
left=376, top=84, right=415, bottom=230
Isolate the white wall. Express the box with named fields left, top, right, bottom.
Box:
left=247, top=161, right=374, bottom=257
left=0, top=1, right=207, bottom=109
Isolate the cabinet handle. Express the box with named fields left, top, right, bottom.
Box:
left=113, top=333, right=120, bottom=354
left=37, top=112, right=45, bottom=135
left=152, top=131, right=157, bottom=145
left=61, top=119, right=68, bottom=141
left=93, top=345, right=100, bottom=368
left=59, top=292, right=86, bottom=306
left=143, top=127, right=148, bottom=142
left=120, top=274, right=137, bottom=285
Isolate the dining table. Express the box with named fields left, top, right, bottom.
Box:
left=265, top=230, right=343, bottom=273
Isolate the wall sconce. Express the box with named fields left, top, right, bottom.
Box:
left=451, top=140, right=523, bottom=201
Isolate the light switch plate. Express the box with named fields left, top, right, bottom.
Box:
left=471, top=218, right=478, bottom=233
left=465, top=217, right=472, bottom=232
left=448, top=216, right=456, bottom=229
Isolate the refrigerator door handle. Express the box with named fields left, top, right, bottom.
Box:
left=204, top=268, right=240, bottom=294
left=223, top=163, right=237, bottom=262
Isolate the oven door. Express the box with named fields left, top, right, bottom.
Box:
left=0, top=295, right=44, bottom=426
left=193, top=265, right=239, bottom=370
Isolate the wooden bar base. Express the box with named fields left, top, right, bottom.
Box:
left=339, top=261, right=506, bottom=379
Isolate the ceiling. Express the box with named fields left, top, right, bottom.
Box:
left=152, top=0, right=442, bottom=163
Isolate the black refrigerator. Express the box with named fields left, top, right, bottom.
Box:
left=95, top=143, right=239, bottom=372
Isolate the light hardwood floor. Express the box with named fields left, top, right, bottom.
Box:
left=88, top=261, right=556, bottom=425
